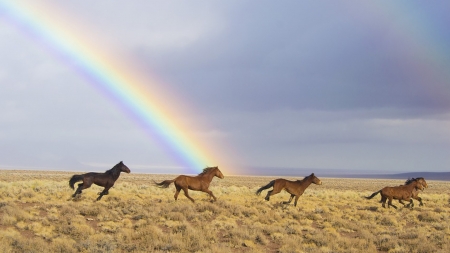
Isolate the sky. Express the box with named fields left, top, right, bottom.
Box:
left=0, top=1, right=449, bottom=175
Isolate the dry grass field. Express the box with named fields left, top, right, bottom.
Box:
left=0, top=170, right=449, bottom=253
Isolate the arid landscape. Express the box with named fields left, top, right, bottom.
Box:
left=0, top=170, right=449, bottom=253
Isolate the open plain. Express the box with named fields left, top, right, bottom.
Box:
left=0, top=170, right=449, bottom=252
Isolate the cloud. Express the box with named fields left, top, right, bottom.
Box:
left=0, top=1, right=449, bottom=172
left=129, top=1, right=450, bottom=117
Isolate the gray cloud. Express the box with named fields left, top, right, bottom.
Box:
left=135, top=1, right=450, bottom=116
left=0, top=1, right=449, bottom=173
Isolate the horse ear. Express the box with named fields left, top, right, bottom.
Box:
left=120, top=161, right=123, bottom=164
left=311, top=173, right=315, bottom=176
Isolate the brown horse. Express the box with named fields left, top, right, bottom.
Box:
left=256, top=173, right=322, bottom=206
left=399, top=177, right=428, bottom=207
left=154, top=166, right=224, bottom=202
left=69, top=161, right=131, bottom=201
left=365, top=178, right=425, bottom=209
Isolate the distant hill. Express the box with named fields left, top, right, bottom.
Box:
left=355, top=172, right=450, bottom=181
left=307, top=172, right=450, bottom=181
left=242, top=167, right=450, bottom=181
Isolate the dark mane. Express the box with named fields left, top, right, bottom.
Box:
left=405, top=177, right=423, bottom=185
left=105, top=162, right=122, bottom=176
left=198, top=166, right=217, bottom=176
left=298, top=173, right=314, bottom=182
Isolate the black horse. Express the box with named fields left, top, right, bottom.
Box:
left=69, top=161, right=130, bottom=201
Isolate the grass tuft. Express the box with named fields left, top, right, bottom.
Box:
left=0, top=171, right=449, bottom=252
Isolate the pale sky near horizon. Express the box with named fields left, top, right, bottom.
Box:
left=0, top=1, right=449, bottom=174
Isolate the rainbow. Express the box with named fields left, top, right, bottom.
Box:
left=0, top=1, right=228, bottom=173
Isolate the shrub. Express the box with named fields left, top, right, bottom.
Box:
left=418, top=211, right=441, bottom=223
left=1, top=171, right=449, bottom=253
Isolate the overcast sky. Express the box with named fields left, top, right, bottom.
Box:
left=0, top=1, right=449, bottom=174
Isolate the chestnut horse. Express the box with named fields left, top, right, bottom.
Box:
left=69, top=161, right=130, bottom=201
left=256, top=173, right=322, bottom=206
left=399, top=177, right=428, bottom=207
left=154, top=166, right=224, bottom=202
left=365, top=178, right=425, bottom=209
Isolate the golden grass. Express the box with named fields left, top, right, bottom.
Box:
left=0, top=170, right=449, bottom=252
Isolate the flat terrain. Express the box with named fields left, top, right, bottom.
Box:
left=0, top=170, right=449, bottom=252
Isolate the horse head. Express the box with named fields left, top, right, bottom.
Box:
left=406, top=178, right=426, bottom=191
left=212, top=166, right=224, bottom=179
left=310, top=173, right=322, bottom=185
left=416, top=177, right=428, bottom=189
left=413, top=179, right=425, bottom=191
left=118, top=161, right=131, bottom=173
left=199, top=166, right=223, bottom=179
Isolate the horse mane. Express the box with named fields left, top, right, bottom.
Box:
left=404, top=177, right=423, bottom=185
left=198, top=166, right=217, bottom=176
left=105, top=162, right=122, bottom=176
left=298, top=173, right=314, bottom=182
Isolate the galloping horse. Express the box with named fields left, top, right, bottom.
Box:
left=399, top=177, right=428, bottom=207
left=256, top=173, right=322, bottom=206
left=154, top=166, right=224, bottom=202
left=365, top=178, right=425, bottom=209
left=69, top=161, right=130, bottom=201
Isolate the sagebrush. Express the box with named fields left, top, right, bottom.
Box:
left=0, top=170, right=449, bottom=252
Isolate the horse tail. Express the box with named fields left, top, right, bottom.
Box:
left=365, top=190, right=381, bottom=199
left=153, top=180, right=175, bottom=188
left=256, top=180, right=275, bottom=195
left=69, top=175, right=84, bottom=189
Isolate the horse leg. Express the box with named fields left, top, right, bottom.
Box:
left=98, top=188, right=110, bottom=196
left=73, top=183, right=84, bottom=197
left=283, top=194, right=294, bottom=204
left=388, top=197, right=397, bottom=209
left=405, top=198, right=414, bottom=208
left=381, top=196, right=387, bottom=208
left=205, top=190, right=217, bottom=202
left=399, top=200, right=406, bottom=207
left=416, top=196, right=423, bottom=206
left=182, top=188, right=195, bottom=203
left=174, top=186, right=181, bottom=201
left=265, top=187, right=282, bottom=201
left=73, top=182, right=92, bottom=198
left=97, top=187, right=111, bottom=201
left=72, top=180, right=92, bottom=198
left=264, top=190, right=272, bottom=201
left=293, top=195, right=301, bottom=207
